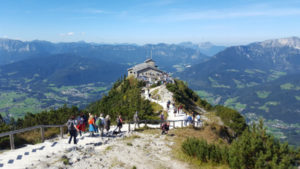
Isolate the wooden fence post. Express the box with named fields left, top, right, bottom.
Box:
left=9, top=134, right=15, bottom=150
left=128, top=123, right=131, bottom=132
left=181, top=120, right=183, bottom=128
left=60, top=126, right=64, bottom=138
left=173, top=121, right=175, bottom=129
left=40, top=127, right=45, bottom=142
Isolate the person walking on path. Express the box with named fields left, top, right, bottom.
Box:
left=133, top=111, right=139, bottom=130
left=160, top=112, right=165, bottom=122
left=114, top=115, right=123, bottom=133
left=67, top=115, right=79, bottom=144
left=196, top=113, right=201, bottom=127
left=161, top=122, right=170, bottom=135
left=94, top=114, right=99, bottom=133
left=97, top=113, right=105, bottom=136
left=76, top=113, right=85, bottom=136
left=192, top=112, right=196, bottom=126
left=105, top=115, right=111, bottom=135
left=88, top=115, right=96, bottom=137
left=173, top=108, right=177, bottom=117
left=187, top=115, right=193, bottom=126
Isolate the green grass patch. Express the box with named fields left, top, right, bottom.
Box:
left=92, top=86, right=107, bottom=92
left=150, top=102, right=163, bottom=113
left=212, top=84, right=230, bottom=88
left=280, top=83, right=294, bottom=90
left=208, top=77, right=230, bottom=88
left=226, top=69, right=239, bottom=72
left=295, top=96, right=300, bottom=101
left=234, top=103, right=247, bottom=111
left=258, top=101, right=279, bottom=112
left=224, top=97, right=239, bottom=106
left=258, top=105, right=269, bottom=112
left=245, top=69, right=255, bottom=74
left=224, top=97, right=246, bottom=111
left=256, top=91, right=271, bottom=99
left=233, top=79, right=245, bottom=88
left=246, top=82, right=259, bottom=87
left=268, top=70, right=286, bottom=81
left=173, top=64, right=185, bottom=72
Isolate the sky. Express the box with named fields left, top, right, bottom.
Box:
left=0, top=0, right=300, bottom=45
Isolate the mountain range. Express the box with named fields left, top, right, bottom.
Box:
left=0, top=38, right=210, bottom=72
left=178, top=41, right=226, bottom=56
left=178, top=37, right=300, bottom=145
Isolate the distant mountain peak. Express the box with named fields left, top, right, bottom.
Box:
left=198, top=41, right=214, bottom=49
left=259, top=36, right=300, bottom=49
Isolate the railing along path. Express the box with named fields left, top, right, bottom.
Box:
left=0, top=119, right=201, bottom=150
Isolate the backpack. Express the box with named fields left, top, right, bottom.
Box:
left=117, top=118, right=123, bottom=126
left=95, top=118, right=101, bottom=126
left=67, top=120, right=75, bottom=131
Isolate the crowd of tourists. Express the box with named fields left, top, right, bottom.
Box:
left=66, top=113, right=122, bottom=144
left=66, top=107, right=202, bottom=144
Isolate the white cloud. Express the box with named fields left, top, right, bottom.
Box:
left=67, top=32, right=74, bottom=36
left=60, top=32, right=75, bottom=37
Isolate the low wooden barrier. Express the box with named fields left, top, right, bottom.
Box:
left=0, top=124, right=65, bottom=150
left=0, top=119, right=202, bottom=150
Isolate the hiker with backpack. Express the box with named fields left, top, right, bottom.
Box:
left=96, top=113, right=105, bottom=136
left=94, top=115, right=99, bottom=133
left=88, top=115, right=96, bottom=137
left=161, top=121, right=170, bottom=135
left=67, top=115, right=79, bottom=144
left=105, top=115, right=111, bottom=134
left=133, top=111, right=139, bottom=129
left=114, top=115, right=123, bottom=133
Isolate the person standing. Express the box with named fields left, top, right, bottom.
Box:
left=196, top=113, right=201, bottom=127
left=88, top=115, right=96, bottom=137
left=133, top=111, right=139, bottom=129
left=114, top=115, right=123, bottom=133
left=76, top=113, right=85, bottom=136
left=98, top=113, right=105, bottom=136
left=94, top=114, right=99, bottom=133
left=105, top=115, right=111, bottom=135
left=67, top=115, right=79, bottom=144
left=160, top=112, right=165, bottom=122
left=192, top=112, right=196, bottom=126
left=161, top=122, right=170, bottom=135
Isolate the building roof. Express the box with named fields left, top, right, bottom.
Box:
left=128, top=62, right=163, bottom=73
left=144, top=58, right=154, bottom=63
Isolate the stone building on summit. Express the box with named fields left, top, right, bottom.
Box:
left=127, top=59, right=173, bottom=85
